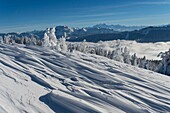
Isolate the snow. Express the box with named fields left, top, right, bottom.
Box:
left=69, top=40, right=170, bottom=60
left=0, top=44, right=170, bottom=113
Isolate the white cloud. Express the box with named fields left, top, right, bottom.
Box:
left=63, top=12, right=127, bottom=18
left=135, top=1, right=170, bottom=5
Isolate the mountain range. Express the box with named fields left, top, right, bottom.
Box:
left=93, top=23, right=145, bottom=31
left=0, top=24, right=170, bottom=43
left=68, top=25, right=170, bottom=42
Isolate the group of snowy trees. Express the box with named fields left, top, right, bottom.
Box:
left=67, top=42, right=162, bottom=72
left=42, top=28, right=57, bottom=48
left=0, top=27, right=68, bottom=52
left=0, top=35, right=42, bottom=45
left=42, top=27, right=67, bottom=51
left=0, top=35, right=15, bottom=44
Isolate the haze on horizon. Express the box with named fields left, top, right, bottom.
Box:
left=0, top=0, right=170, bottom=33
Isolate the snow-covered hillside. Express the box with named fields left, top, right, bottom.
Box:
left=0, top=44, right=170, bottom=113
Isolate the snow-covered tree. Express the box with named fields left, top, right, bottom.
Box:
left=48, top=27, right=57, bottom=47
left=23, top=37, right=29, bottom=45
left=68, top=43, right=73, bottom=52
left=123, top=47, right=131, bottom=64
left=90, top=48, right=96, bottom=54
left=59, top=37, right=67, bottom=51
left=111, top=48, right=124, bottom=62
left=139, top=56, right=146, bottom=68
left=42, top=27, right=58, bottom=48
left=4, top=35, right=10, bottom=44
left=131, top=53, right=138, bottom=66
left=0, top=36, right=3, bottom=44
left=20, top=37, right=24, bottom=44
left=80, top=40, right=87, bottom=53
left=30, top=36, right=37, bottom=45
left=103, top=49, right=108, bottom=57
left=157, top=49, right=170, bottom=75
left=42, top=33, right=50, bottom=47
left=10, top=38, right=15, bottom=45
left=107, top=50, right=112, bottom=59
left=56, top=42, right=61, bottom=51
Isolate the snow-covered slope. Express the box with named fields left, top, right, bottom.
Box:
left=0, top=44, right=170, bottom=113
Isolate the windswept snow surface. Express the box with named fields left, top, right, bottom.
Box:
left=0, top=44, right=170, bottom=113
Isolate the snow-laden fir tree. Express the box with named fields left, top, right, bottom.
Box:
left=42, top=27, right=58, bottom=48
left=0, top=36, right=3, bottom=44
left=107, top=50, right=112, bottom=59
left=48, top=27, right=57, bottom=47
left=59, top=35, right=67, bottom=52
left=4, top=35, right=10, bottom=44
left=79, top=40, right=87, bottom=53
left=138, top=56, right=146, bottom=68
left=123, top=47, right=131, bottom=64
left=157, top=49, right=170, bottom=75
left=10, top=38, right=15, bottom=45
left=56, top=42, right=61, bottom=51
left=23, top=37, right=29, bottom=45
left=20, top=37, right=24, bottom=44
left=30, top=36, right=37, bottom=45
left=42, top=32, right=50, bottom=47
left=131, top=53, right=138, bottom=66
left=111, top=48, right=124, bottom=62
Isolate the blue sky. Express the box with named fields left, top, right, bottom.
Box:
left=0, top=0, right=170, bottom=32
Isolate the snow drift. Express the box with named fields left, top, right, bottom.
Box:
left=0, top=44, right=170, bottom=113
